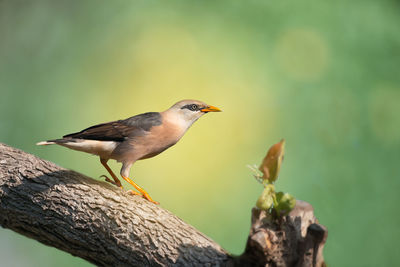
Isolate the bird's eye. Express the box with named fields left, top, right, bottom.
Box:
left=189, top=104, right=198, bottom=111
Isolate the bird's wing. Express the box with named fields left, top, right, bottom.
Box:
left=63, top=112, right=162, bottom=142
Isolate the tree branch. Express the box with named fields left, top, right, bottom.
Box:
left=0, top=143, right=327, bottom=266
left=0, top=143, right=230, bottom=266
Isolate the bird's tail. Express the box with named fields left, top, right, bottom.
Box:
left=36, top=139, right=68, bottom=146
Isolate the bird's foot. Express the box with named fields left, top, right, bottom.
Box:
left=127, top=190, right=159, bottom=205
left=143, top=193, right=160, bottom=205
left=100, top=175, right=122, bottom=188
left=127, top=190, right=141, bottom=196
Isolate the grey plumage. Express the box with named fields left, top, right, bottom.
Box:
left=63, top=112, right=162, bottom=142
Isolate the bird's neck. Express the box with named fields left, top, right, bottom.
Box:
left=161, top=110, right=197, bottom=133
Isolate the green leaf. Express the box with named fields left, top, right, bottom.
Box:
left=256, top=184, right=275, bottom=210
left=275, top=192, right=296, bottom=216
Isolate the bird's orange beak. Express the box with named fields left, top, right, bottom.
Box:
left=200, top=105, right=222, bottom=112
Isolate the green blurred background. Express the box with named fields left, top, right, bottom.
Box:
left=1, top=0, right=399, bottom=266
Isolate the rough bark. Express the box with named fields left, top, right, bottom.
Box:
left=0, top=143, right=230, bottom=266
left=236, top=202, right=328, bottom=267
left=0, top=143, right=327, bottom=266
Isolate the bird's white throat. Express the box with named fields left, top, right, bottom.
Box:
left=162, top=108, right=204, bottom=132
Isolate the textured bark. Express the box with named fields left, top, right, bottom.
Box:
left=0, top=143, right=327, bottom=266
left=0, top=143, right=230, bottom=266
left=236, top=202, right=328, bottom=267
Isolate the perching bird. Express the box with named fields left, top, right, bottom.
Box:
left=37, top=100, right=221, bottom=204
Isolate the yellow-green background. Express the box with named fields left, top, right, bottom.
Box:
left=1, top=1, right=399, bottom=266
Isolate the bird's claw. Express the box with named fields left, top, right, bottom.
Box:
left=100, top=174, right=115, bottom=184
left=127, top=190, right=160, bottom=205
left=100, top=175, right=122, bottom=188
left=127, top=190, right=141, bottom=196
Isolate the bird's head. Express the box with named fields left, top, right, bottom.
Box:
left=165, top=99, right=222, bottom=128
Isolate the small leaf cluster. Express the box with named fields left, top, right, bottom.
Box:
left=248, top=139, right=296, bottom=217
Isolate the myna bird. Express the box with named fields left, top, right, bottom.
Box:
left=37, top=100, right=221, bottom=204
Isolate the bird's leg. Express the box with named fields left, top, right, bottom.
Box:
left=100, top=159, right=123, bottom=188
left=121, top=175, right=159, bottom=205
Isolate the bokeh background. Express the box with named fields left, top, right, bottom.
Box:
left=1, top=0, right=399, bottom=266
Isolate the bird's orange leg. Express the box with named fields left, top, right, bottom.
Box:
left=121, top=175, right=159, bottom=205
left=100, top=160, right=123, bottom=188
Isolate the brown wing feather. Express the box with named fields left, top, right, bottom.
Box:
left=63, top=112, right=162, bottom=142
left=63, top=121, right=130, bottom=141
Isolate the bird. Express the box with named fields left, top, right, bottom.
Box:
left=37, top=100, right=221, bottom=204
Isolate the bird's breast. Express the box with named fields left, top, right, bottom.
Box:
left=121, top=120, right=186, bottom=161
